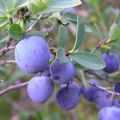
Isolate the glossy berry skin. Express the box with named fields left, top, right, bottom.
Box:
left=27, top=76, right=54, bottom=103
left=98, top=106, right=120, bottom=120
left=56, top=86, right=80, bottom=110
left=93, top=90, right=112, bottom=109
left=15, top=36, right=50, bottom=73
left=114, top=83, right=120, bottom=93
left=50, top=60, right=75, bottom=84
left=81, top=79, right=101, bottom=101
left=101, top=52, right=119, bottom=73
left=61, top=7, right=76, bottom=15
left=61, top=82, right=81, bottom=95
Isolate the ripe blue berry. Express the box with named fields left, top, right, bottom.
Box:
left=93, top=90, right=112, bottom=109
left=98, top=106, right=120, bottom=120
left=114, top=83, right=120, bottom=93
left=81, top=79, right=101, bottom=101
left=56, top=86, right=80, bottom=110
left=112, top=98, right=120, bottom=108
left=27, top=76, right=54, bottom=103
left=61, top=82, right=81, bottom=95
left=15, top=36, right=50, bottom=73
left=101, top=52, right=119, bottom=73
left=50, top=60, right=75, bottom=84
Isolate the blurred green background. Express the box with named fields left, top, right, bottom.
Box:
left=0, top=0, right=120, bottom=120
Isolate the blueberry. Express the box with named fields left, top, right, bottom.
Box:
left=93, top=90, right=112, bottom=109
left=56, top=86, right=80, bottom=110
left=114, top=83, right=120, bottom=93
left=101, top=52, right=119, bottom=73
left=61, top=82, right=81, bottom=95
left=50, top=60, right=75, bottom=84
left=81, top=79, right=101, bottom=101
left=15, top=36, right=50, bottom=73
left=112, top=98, right=120, bottom=108
left=98, top=106, right=120, bottom=120
left=27, top=76, right=54, bottom=103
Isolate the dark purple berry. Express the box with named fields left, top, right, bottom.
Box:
left=15, top=36, right=50, bottom=73
left=112, top=98, right=120, bottom=108
left=61, top=82, right=81, bottom=95
left=93, top=90, right=112, bottom=109
left=101, top=52, right=119, bottom=73
left=81, top=79, right=101, bottom=101
left=50, top=60, right=75, bottom=84
left=114, top=83, right=120, bottom=93
left=56, top=86, right=80, bottom=110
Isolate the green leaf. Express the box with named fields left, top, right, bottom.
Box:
left=0, top=16, right=8, bottom=30
left=9, top=24, right=24, bottom=40
left=26, top=30, right=48, bottom=37
left=62, top=12, right=77, bottom=23
left=39, top=0, right=82, bottom=14
left=116, top=12, right=120, bottom=27
left=71, top=16, right=85, bottom=52
left=56, top=48, right=69, bottom=63
left=29, top=0, right=50, bottom=15
left=0, top=35, right=10, bottom=44
left=76, top=69, right=89, bottom=88
left=62, top=12, right=88, bottom=24
left=72, top=52, right=105, bottom=70
left=58, top=25, right=69, bottom=48
left=85, top=0, right=99, bottom=6
left=0, top=0, right=27, bottom=16
left=109, top=23, right=120, bottom=41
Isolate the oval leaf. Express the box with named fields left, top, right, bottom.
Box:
left=71, top=16, right=85, bottom=52
left=72, top=52, right=105, bottom=70
left=58, top=25, right=69, bottom=48
left=39, top=0, right=82, bottom=14
left=9, top=24, right=24, bottom=40
left=109, top=23, right=120, bottom=41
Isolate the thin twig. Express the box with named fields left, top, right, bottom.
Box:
left=0, top=81, right=28, bottom=96
left=88, top=81, right=120, bottom=97
left=91, top=37, right=108, bottom=53
left=0, top=42, right=16, bottom=58
left=0, top=60, right=16, bottom=65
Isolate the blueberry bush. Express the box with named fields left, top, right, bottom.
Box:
left=1, top=0, right=120, bottom=120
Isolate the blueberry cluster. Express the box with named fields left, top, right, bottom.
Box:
left=15, top=36, right=80, bottom=110
left=81, top=79, right=120, bottom=120
left=15, top=36, right=120, bottom=119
